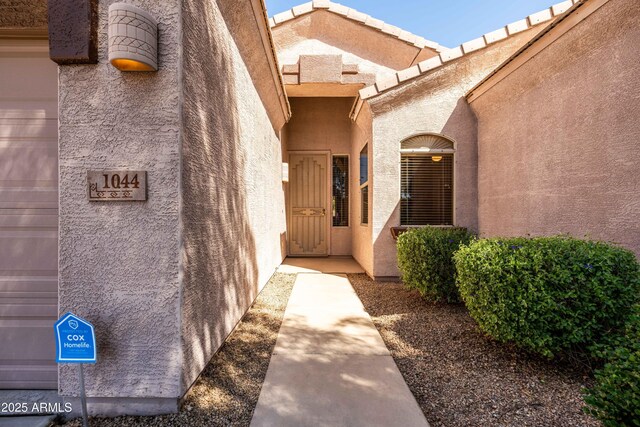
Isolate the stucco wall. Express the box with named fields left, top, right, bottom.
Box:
left=180, top=0, right=288, bottom=393
left=58, top=0, right=288, bottom=410
left=272, top=10, right=425, bottom=75
left=58, top=0, right=182, bottom=404
left=470, top=0, right=640, bottom=257
left=285, top=97, right=353, bottom=256
left=275, top=37, right=397, bottom=81
left=0, top=0, right=47, bottom=29
left=366, top=28, right=541, bottom=278
left=216, top=0, right=289, bottom=132
left=351, top=103, right=373, bottom=275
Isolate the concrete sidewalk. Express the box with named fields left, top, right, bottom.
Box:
left=251, top=272, right=429, bottom=427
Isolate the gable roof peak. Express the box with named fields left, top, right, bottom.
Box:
left=269, top=1, right=445, bottom=52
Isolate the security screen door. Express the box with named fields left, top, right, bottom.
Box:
left=288, top=153, right=329, bottom=256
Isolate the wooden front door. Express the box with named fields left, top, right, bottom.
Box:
left=288, top=153, right=329, bottom=256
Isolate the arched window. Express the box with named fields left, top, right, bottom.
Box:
left=400, top=134, right=455, bottom=226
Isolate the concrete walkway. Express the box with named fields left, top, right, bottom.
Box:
left=251, top=263, right=429, bottom=427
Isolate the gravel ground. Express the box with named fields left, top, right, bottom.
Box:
left=348, top=274, right=600, bottom=427
left=55, top=273, right=296, bottom=427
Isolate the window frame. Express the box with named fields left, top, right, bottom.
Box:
left=399, top=134, right=456, bottom=227
left=331, top=154, right=350, bottom=228
left=360, top=144, right=369, bottom=226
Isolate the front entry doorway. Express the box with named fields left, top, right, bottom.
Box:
left=288, top=152, right=330, bottom=256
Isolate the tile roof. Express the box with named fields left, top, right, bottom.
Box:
left=359, top=0, right=581, bottom=100
left=466, top=0, right=594, bottom=101
left=269, top=0, right=445, bottom=52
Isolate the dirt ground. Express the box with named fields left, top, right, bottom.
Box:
left=348, top=273, right=600, bottom=427
left=55, top=273, right=296, bottom=427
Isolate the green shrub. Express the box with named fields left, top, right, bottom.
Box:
left=397, top=226, right=474, bottom=302
left=584, top=305, right=640, bottom=426
left=454, top=236, right=640, bottom=357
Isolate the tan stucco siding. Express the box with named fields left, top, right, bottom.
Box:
left=285, top=97, right=354, bottom=256
left=275, top=38, right=398, bottom=81
left=470, top=0, right=640, bottom=257
left=216, top=0, right=290, bottom=131
left=351, top=103, right=373, bottom=275
left=180, top=0, right=288, bottom=393
left=367, top=29, right=540, bottom=278
left=58, top=0, right=182, bottom=399
left=272, top=10, right=426, bottom=73
left=0, top=0, right=47, bottom=29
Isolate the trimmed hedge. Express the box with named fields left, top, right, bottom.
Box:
left=584, top=305, right=640, bottom=426
left=397, top=226, right=474, bottom=302
left=454, top=236, right=640, bottom=357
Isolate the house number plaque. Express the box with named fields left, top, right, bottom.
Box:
left=87, top=170, right=147, bottom=201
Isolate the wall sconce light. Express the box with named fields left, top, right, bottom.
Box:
left=432, top=156, right=443, bottom=162
left=108, top=3, right=158, bottom=71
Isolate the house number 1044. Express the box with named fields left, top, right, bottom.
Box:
left=102, top=173, right=140, bottom=189
left=87, top=170, right=147, bottom=201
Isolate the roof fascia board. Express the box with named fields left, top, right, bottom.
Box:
left=360, top=0, right=581, bottom=101
left=466, top=0, right=607, bottom=102
left=270, top=1, right=444, bottom=52
left=251, top=0, right=292, bottom=123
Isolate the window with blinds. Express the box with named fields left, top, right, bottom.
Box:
left=361, top=185, right=369, bottom=225
left=332, top=156, right=349, bottom=227
left=400, top=134, right=455, bottom=226
left=360, top=144, right=369, bottom=225
left=401, top=153, right=454, bottom=226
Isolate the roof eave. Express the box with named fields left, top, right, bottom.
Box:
left=359, top=0, right=582, bottom=102
left=269, top=0, right=445, bottom=53
left=465, top=0, right=608, bottom=102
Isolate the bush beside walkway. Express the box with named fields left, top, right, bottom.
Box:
left=397, top=227, right=473, bottom=303
left=455, top=236, right=639, bottom=358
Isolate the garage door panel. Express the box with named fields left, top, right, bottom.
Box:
left=0, top=212, right=58, bottom=228
left=0, top=40, right=58, bottom=390
left=0, top=189, right=58, bottom=204
left=0, top=232, right=57, bottom=271
left=0, top=277, right=57, bottom=294
left=0, top=303, right=57, bottom=318
left=0, top=118, right=57, bottom=139
left=0, top=56, right=57, bottom=98
left=0, top=99, right=58, bottom=119
left=0, top=367, right=57, bottom=390
left=0, top=142, right=57, bottom=183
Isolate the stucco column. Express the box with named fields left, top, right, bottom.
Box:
left=57, top=0, right=182, bottom=414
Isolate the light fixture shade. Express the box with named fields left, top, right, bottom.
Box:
left=108, top=3, right=158, bottom=71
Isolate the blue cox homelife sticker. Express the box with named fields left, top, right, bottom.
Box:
left=54, top=313, right=97, bottom=364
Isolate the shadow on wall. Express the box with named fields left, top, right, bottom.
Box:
left=180, top=0, right=260, bottom=394
left=442, top=97, right=478, bottom=233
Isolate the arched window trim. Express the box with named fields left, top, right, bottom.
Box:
left=400, top=133, right=457, bottom=154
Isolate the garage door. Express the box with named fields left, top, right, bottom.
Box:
left=0, top=38, right=58, bottom=389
